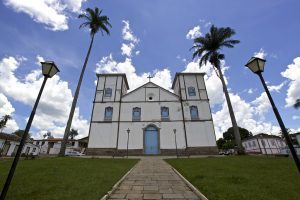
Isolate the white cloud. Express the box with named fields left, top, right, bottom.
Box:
left=121, top=43, right=135, bottom=57
left=267, top=81, right=286, bottom=93
left=4, top=0, right=86, bottom=31
left=0, top=56, right=89, bottom=138
left=212, top=92, right=280, bottom=138
left=0, top=93, right=19, bottom=133
left=292, top=115, right=300, bottom=120
left=186, top=26, right=202, bottom=40
left=281, top=57, right=300, bottom=107
left=253, top=48, right=267, bottom=59
left=122, top=20, right=139, bottom=43
left=120, top=21, right=139, bottom=58
left=247, top=88, right=254, bottom=94
left=251, top=92, right=271, bottom=119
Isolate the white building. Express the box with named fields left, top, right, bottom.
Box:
left=33, top=137, right=88, bottom=155
left=87, top=73, right=217, bottom=156
left=242, top=133, right=287, bottom=155
left=0, top=132, right=40, bottom=157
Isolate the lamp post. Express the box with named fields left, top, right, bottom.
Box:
left=245, top=57, right=300, bottom=173
left=0, top=61, right=59, bottom=199
left=173, top=129, right=178, bottom=158
left=126, top=128, right=130, bottom=158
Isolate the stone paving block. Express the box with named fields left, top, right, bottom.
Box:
left=132, top=185, right=143, bottom=191
left=143, top=185, right=158, bottom=191
left=163, top=193, right=185, bottom=199
left=118, top=185, right=132, bottom=190
left=143, top=193, right=163, bottom=199
left=126, top=193, right=144, bottom=199
left=183, top=191, right=199, bottom=199
left=109, top=193, right=126, bottom=199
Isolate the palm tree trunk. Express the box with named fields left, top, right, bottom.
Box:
left=59, top=34, right=95, bottom=156
left=216, top=66, right=244, bottom=154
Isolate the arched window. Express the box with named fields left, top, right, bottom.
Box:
left=132, top=107, right=141, bottom=121
left=188, top=87, right=196, bottom=96
left=104, top=107, right=113, bottom=120
left=104, top=88, right=112, bottom=97
left=190, top=106, right=199, bottom=120
left=161, top=107, right=169, bottom=120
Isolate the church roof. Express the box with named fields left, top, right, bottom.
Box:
left=96, top=73, right=130, bottom=90
left=122, top=81, right=179, bottom=99
left=171, top=72, right=206, bottom=89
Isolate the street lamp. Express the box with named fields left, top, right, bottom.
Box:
left=126, top=128, right=130, bottom=158
left=173, top=129, right=178, bottom=158
left=0, top=61, right=59, bottom=199
left=245, top=57, right=300, bottom=173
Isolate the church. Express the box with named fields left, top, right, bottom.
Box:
left=86, top=73, right=218, bottom=156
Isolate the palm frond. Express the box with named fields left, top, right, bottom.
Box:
left=78, top=7, right=111, bottom=36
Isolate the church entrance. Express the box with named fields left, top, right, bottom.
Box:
left=144, top=125, right=159, bottom=155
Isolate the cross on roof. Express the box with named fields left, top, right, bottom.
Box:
left=147, top=75, right=153, bottom=82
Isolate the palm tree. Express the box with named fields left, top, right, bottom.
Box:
left=69, top=128, right=79, bottom=140
left=191, top=25, right=244, bottom=154
left=0, top=115, right=12, bottom=133
left=59, top=7, right=112, bottom=156
left=294, top=99, right=300, bottom=109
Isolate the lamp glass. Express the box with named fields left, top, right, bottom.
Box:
left=245, top=57, right=266, bottom=73
left=127, top=128, right=130, bottom=134
left=41, top=61, right=59, bottom=78
left=258, top=59, right=265, bottom=72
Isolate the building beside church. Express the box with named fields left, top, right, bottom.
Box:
left=86, top=73, right=218, bottom=156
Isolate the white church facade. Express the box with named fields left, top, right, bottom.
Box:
left=86, top=73, right=218, bottom=156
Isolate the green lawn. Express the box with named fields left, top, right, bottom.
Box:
left=166, top=156, right=300, bottom=200
left=0, top=157, right=138, bottom=200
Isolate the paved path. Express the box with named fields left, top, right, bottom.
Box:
left=107, top=157, right=200, bottom=200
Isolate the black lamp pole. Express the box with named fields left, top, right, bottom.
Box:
left=126, top=128, right=130, bottom=158
left=257, top=72, right=300, bottom=173
left=173, top=129, right=178, bottom=158
left=0, top=77, right=48, bottom=199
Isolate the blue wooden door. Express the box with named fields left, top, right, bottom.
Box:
left=144, top=126, right=159, bottom=154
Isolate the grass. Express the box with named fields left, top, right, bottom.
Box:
left=0, top=157, right=138, bottom=200
left=166, top=156, right=300, bottom=200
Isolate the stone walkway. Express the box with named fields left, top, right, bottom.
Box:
left=107, top=157, right=200, bottom=200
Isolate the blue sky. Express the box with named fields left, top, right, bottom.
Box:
left=0, top=0, right=299, bottom=139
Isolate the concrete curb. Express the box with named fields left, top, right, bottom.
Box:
left=100, top=160, right=140, bottom=200
left=171, top=166, right=209, bottom=200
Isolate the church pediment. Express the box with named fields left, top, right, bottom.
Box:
left=122, top=82, right=179, bottom=102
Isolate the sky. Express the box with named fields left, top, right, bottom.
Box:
left=0, top=0, right=299, bottom=139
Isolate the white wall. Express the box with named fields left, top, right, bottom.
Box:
left=243, top=138, right=286, bottom=155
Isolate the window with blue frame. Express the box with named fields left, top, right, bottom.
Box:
left=104, top=88, right=112, bottom=97
left=104, top=107, right=113, bottom=120
left=190, top=106, right=199, bottom=120
left=161, top=107, right=169, bottom=120
left=132, top=107, right=141, bottom=121
left=188, top=87, right=196, bottom=96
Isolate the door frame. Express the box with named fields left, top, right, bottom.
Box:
left=143, top=124, right=160, bottom=155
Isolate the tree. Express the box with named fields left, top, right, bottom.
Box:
left=46, top=131, right=54, bottom=139
left=223, top=126, right=252, bottom=141
left=59, top=7, right=111, bottom=156
left=294, top=99, right=300, bottom=109
left=0, top=115, right=12, bottom=132
left=68, top=129, right=78, bottom=140
left=13, top=129, right=31, bottom=139
left=191, top=25, right=243, bottom=153
left=216, top=138, right=225, bottom=149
